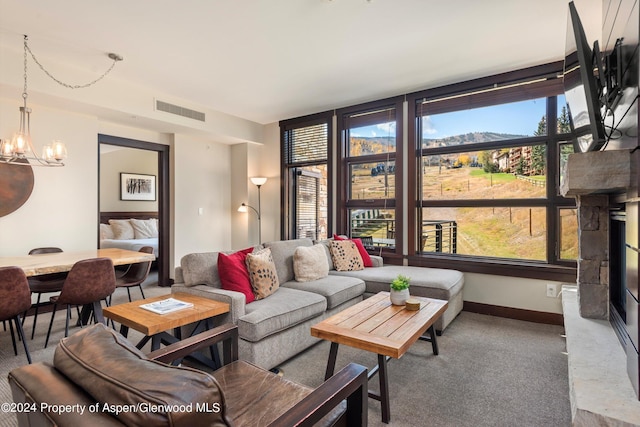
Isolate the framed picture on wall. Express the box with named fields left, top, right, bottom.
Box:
left=120, top=172, right=156, bottom=201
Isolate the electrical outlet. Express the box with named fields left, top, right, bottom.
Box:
left=546, top=284, right=558, bottom=298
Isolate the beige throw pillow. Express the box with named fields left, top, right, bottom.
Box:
left=131, top=218, right=159, bottom=239
left=330, top=240, right=364, bottom=272
left=99, top=223, right=114, bottom=240
left=294, top=244, right=329, bottom=282
left=109, top=219, right=135, bottom=240
left=245, top=248, right=279, bottom=300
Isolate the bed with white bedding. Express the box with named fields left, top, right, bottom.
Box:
left=99, top=211, right=159, bottom=256
left=100, top=237, right=159, bottom=255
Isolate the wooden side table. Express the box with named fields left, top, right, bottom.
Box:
left=103, top=292, right=229, bottom=369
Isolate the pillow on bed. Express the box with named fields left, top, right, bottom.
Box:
left=100, top=223, right=115, bottom=240
left=130, top=218, right=159, bottom=239
left=109, top=219, right=135, bottom=240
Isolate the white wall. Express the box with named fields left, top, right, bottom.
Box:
left=464, top=273, right=564, bottom=314
left=100, top=147, right=158, bottom=212
left=0, top=98, right=99, bottom=255
left=173, top=134, right=232, bottom=263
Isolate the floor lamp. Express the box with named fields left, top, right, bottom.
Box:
left=238, top=177, right=267, bottom=244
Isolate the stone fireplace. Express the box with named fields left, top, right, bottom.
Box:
left=561, top=148, right=640, bottom=422
left=561, top=149, right=632, bottom=320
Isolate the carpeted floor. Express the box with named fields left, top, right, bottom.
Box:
left=0, top=278, right=571, bottom=427
left=278, top=311, right=571, bottom=427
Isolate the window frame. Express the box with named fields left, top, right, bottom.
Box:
left=336, top=96, right=404, bottom=258
left=406, top=62, right=577, bottom=281
left=280, top=110, right=333, bottom=240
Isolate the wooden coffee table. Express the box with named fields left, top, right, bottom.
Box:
left=311, top=291, right=448, bottom=424
left=103, top=292, right=229, bottom=368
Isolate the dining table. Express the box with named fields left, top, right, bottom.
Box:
left=0, top=248, right=157, bottom=327
left=0, top=248, right=156, bottom=277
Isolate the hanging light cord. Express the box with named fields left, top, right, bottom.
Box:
left=23, top=35, right=122, bottom=90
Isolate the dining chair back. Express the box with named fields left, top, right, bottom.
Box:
left=0, top=266, right=33, bottom=363
left=26, top=247, right=67, bottom=339
left=44, top=258, right=116, bottom=348
left=112, top=246, right=153, bottom=303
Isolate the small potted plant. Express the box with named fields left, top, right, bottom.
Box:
left=390, top=274, right=411, bottom=305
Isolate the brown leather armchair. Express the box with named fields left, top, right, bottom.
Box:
left=9, top=323, right=368, bottom=427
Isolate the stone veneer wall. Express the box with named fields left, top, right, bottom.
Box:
left=575, top=194, right=610, bottom=319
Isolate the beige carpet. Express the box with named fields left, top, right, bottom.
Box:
left=1, top=279, right=571, bottom=427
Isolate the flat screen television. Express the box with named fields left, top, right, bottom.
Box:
left=563, top=1, right=607, bottom=152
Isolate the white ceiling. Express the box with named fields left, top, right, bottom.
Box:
left=0, top=0, right=601, bottom=126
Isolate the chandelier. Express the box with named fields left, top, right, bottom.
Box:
left=0, top=35, right=123, bottom=167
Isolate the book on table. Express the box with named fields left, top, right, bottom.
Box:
left=139, top=298, right=194, bottom=315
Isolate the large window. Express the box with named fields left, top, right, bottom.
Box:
left=408, top=64, right=577, bottom=276
left=281, top=63, right=577, bottom=281
left=280, top=112, right=332, bottom=240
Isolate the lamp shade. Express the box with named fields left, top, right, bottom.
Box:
left=238, top=204, right=248, bottom=213
left=250, top=177, right=267, bottom=186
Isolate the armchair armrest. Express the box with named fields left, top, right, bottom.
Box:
left=268, top=362, right=368, bottom=427
left=147, top=323, right=238, bottom=365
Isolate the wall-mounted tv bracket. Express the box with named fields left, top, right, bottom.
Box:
left=603, top=37, right=624, bottom=113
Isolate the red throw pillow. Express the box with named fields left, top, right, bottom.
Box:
left=218, top=247, right=255, bottom=303
left=333, top=234, right=372, bottom=267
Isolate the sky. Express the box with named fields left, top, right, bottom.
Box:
left=351, top=95, right=567, bottom=139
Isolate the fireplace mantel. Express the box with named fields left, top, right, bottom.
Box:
left=560, top=149, right=632, bottom=197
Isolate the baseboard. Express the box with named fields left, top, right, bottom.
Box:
left=463, top=301, right=564, bottom=326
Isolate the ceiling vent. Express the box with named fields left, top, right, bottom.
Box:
left=155, top=100, right=205, bottom=122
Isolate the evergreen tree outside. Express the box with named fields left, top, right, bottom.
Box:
left=531, top=115, right=547, bottom=176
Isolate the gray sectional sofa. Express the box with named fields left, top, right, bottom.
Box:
left=172, top=238, right=464, bottom=370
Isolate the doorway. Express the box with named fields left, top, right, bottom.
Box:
left=98, top=134, right=170, bottom=286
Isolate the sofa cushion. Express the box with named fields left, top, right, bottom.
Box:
left=246, top=248, right=279, bottom=300
left=180, top=252, right=220, bottom=287
left=281, top=275, right=365, bottom=309
left=293, top=244, right=329, bottom=282
left=218, top=247, right=255, bottom=303
left=53, top=323, right=230, bottom=427
left=330, top=265, right=464, bottom=300
left=333, top=235, right=373, bottom=267
left=238, top=287, right=326, bottom=342
left=330, top=240, right=364, bottom=272
left=263, top=239, right=313, bottom=284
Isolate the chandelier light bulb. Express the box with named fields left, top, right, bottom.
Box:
left=51, top=140, right=67, bottom=162
left=12, top=132, right=30, bottom=156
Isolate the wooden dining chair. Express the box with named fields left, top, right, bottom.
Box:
left=109, top=246, right=154, bottom=305
left=44, top=258, right=116, bottom=348
left=0, top=266, right=33, bottom=363
left=26, top=247, right=68, bottom=339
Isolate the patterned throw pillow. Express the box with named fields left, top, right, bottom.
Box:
left=245, top=248, right=279, bottom=300
left=330, top=240, right=364, bottom=272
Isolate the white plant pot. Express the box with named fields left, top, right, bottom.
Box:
left=390, top=289, right=410, bottom=305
